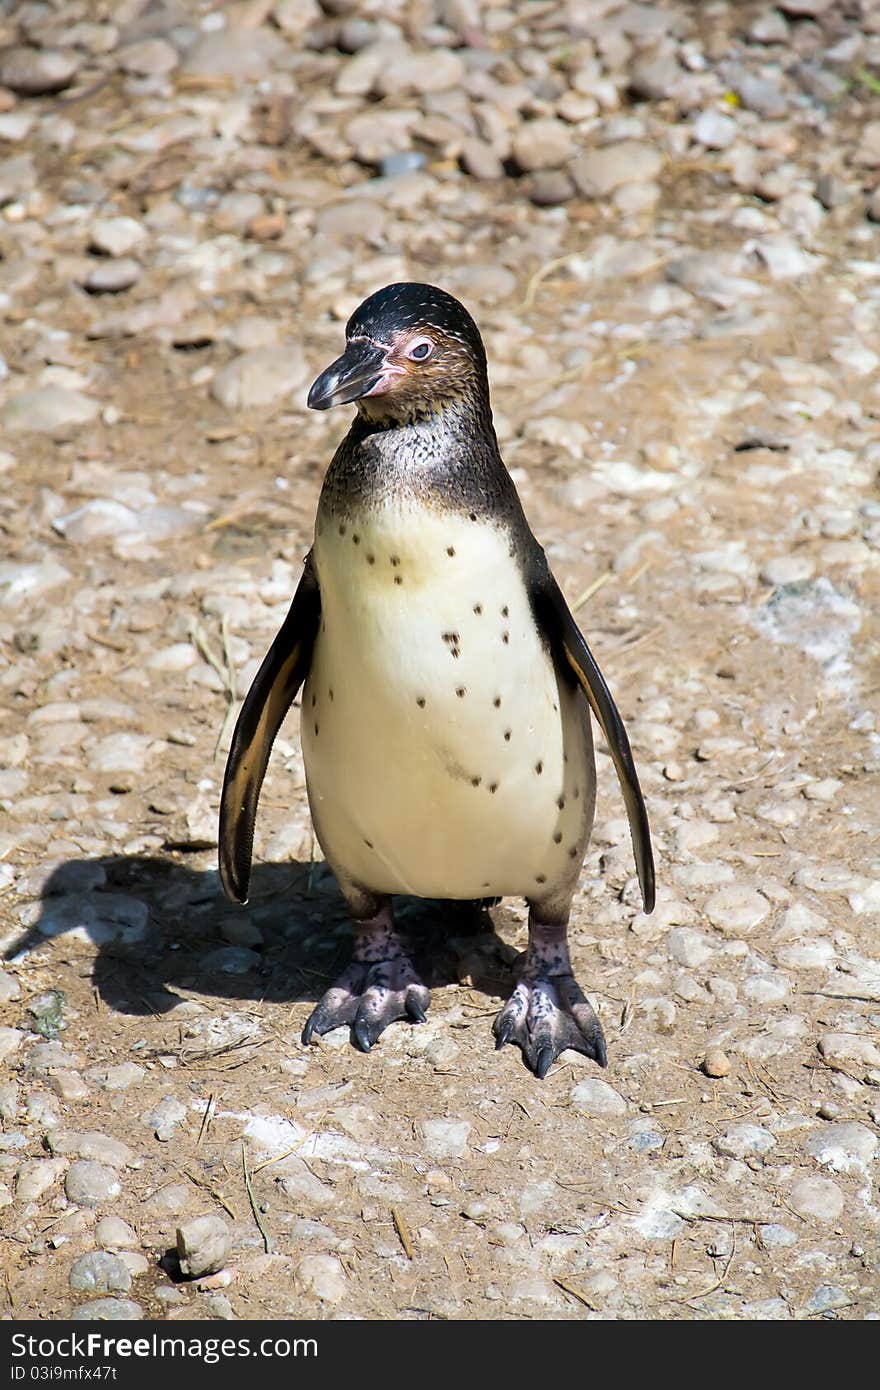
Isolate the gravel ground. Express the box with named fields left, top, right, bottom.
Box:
left=1, top=0, right=879, bottom=1322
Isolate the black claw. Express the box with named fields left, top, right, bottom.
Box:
left=494, top=1019, right=513, bottom=1050
left=533, top=1043, right=555, bottom=1080
left=301, top=1014, right=318, bottom=1046
left=406, top=997, right=427, bottom=1024
left=352, top=1018, right=375, bottom=1053
left=594, top=1034, right=608, bottom=1069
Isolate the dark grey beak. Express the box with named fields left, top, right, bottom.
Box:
left=307, top=339, right=388, bottom=411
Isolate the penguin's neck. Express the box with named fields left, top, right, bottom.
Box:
left=321, top=394, right=509, bottom=523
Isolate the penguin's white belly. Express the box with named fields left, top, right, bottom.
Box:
left=302, top=503, right=593, bottom=901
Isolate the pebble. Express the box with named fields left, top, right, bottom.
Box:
left=1, top=388, right=100, bottom=433
left=297, top=1253, right=348, bottom=1303
left=141, top=1096, right=187, bottom=1141
left=71, top=1299, right=143, bottom=1321
left=15, top=1158, right=67, bottom=1202
left=511, top=119, right=574, bottom=173
left=89, top=218, right=147, bottom=258
left=713, top=1124, right=776, bottom=1160
left=69, top=1251, right=132, bottom=1295
left=94, top=1216, right=138, bottom=1250
left=421, top=1118, right=471, bottom=1159
left=210, top=346, right=309, bottom=411
left=693, top=110, right=737, bottom=150
left=50, top=1131, right=134, bottom=1168
left=83, top=258, right=141, bottom=294
left=65, top=1161, right=122, bottom=1209
left=570, top=1077, right=628, bottom=1116
left=703, top=886, right=769, bottom=936
left=788, top=1176, right=845, bottom=1223
left=0, top=47, right=79, bottom=95
left=668, top=927, right=715, bottom=967
left=570, top=140, right=663, bottom=197
left=702, top=1048, right=731, bottom=1078
left=176, top=1213, right=231, bottom=1278
left=805, top=1123, right=878, bottom=1173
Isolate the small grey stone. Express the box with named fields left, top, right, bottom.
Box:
left=570, top=141, right=663, bottom=197
left=815, top=173, right=851, bottom=209
left=89, top=217, right=147, bottom=258
left=525, top=171, right=575, bottom=206
left=65, top=1161, right=122, bottom=1208
left=1, top=388, right=99, bottom=433
left=83, top=258, right=141, bottom=294
left=692, top=110, right=737, bottom=150
left=511, top=119, right=574, bottom=173
left=176, top=1213, right=231, bottom=1278
left=0, top=970, right=20, bottom=1004
left=0, top=47, right=79, bottom=95
left=628, top=55, right=684, bottom=101
left=805, top=1122, right=878, bottom=1173
left=182, top=29, right=287, bottom=80
left=713, top=1124, right=777, bottom=1159
left=211, top=346, right=308, bottom=411
left=571, top=1077, right=628, bottom=1116
left=460, top=139, right=503, bottom=181
left=758, top=1223, right=798, bottom=1248
left=201, top=946, right=260, bottom=975
left=15, top=1158, right=67, bottom=1202
left=297, top=1253, right=348, bottom=1303
left=704, top=885, right=769, bottom=936
left=50, top=1131, right=135, bottom=1168
left=379, top=151, right=427, bottom=178
left=422, top=1118, right=471, bottom=1158
left=141, top=1096, right=187, bottom=1141
left=668, top=927, right=715, bottom=967
left=71, top=1299, right=143, bottom=1321
left=69, top=1251, right=132, bottom=1295
left=117, top=38, right=179, bottom=77
left=94, top=1216, right=138, bottom=1250
left=804, top=1284, right=850, bottom=1314
left=374, top=49, right=464, bottom=97
left=788, top=1176, right=844, bottom=1223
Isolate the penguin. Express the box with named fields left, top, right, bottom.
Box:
left=218, top=282, right=654, bottom=1079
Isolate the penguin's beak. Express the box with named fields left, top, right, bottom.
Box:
left=307, top=339, right=404, bottom=411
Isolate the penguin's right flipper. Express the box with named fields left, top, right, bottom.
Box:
left=219, top=556, right=321, bottom=904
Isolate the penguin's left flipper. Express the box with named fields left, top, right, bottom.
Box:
left=219, top=557, right=321, bottom=905
left=531, top=568, right=656, bottom=914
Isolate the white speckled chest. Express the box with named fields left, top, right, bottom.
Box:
left=301, top=496, right=594, bottom=901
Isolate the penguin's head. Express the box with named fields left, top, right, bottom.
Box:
left=307, top=282, right=489, bottom=422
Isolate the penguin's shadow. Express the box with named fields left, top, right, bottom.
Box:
left=7, top=853, right=516, bottom=1021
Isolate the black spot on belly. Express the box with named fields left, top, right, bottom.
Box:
left=573, top=786, right=580, bottom=800
left=311, top=694, right=316, bottom=707
left=471, top=776, right=481, bottom=787
left=469, top=511, right=477, bottom=522
left=329, top=688, right=334, bottom=702
left=364, top=837, right=373, bottom=849
left=568, top=845, right=579, bottom=859
left=553, top=831, right=562, bottom=844
left=367, top=554, right=375, bottom=565
left=314, top=722, right=319, bottom=735
left=557, top=794, right=566, bottom=809
left=339, top=523, right=346, bottom=536
left=535, top=760, right=543, bottom=775
left=502, top=632, right=509, bottom=645
left=493, top=696, right=501, bottom=708
left=456, top=687, right=466, bottom=698
left=501, top=605, right=509, bottom=618
left=488, top=781, right=498, bottom=794
left=447, top=546, right=455, bottom=557
left=353, top=533, right=360, bottom=545
left=390, top=555, right=400, bottom=567
left=535, top=874, right=546, bottom=885
left=504, top=729, right=511, bottom=742
left=394, top=575, right=403, bottom=586
left=416, top=696, right=426, bottom=708
left=473, top=603, right=483, bottom=615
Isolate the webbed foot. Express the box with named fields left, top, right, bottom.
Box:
left=492, top=918, right=606, bottom=1078
left=301, top=903, right=430, bottom=1051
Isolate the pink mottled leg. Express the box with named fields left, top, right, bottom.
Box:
left=302, top=900, right=431, bottom=1052
left=493, top=916, right=606, bottom=1079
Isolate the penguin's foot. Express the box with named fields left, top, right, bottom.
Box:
left=302, top=906, right=430, bottom=1052
left=492, top=919, right=606, bottom=1078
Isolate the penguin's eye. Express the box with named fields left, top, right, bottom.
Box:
left=407, top=338, right=434, bottom=361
